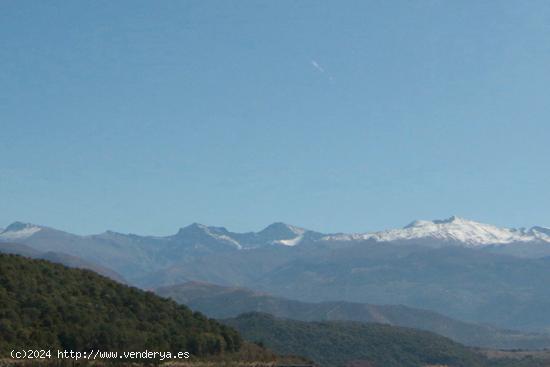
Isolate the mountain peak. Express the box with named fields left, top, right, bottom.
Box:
left=392, top=216, right=535, bottom=246
left=433, top=215, right=466, bottom=224
left=175, top=223, right=241, bottom=249
left=5, top=221, right=36, bottom=231
left=530, top=226, right=550, bottom=237
left=406, top=216, right=468, bottom=228
left=1, top=222, right=42, bottom=239
left=325, top=216, right=550, bottom=247
left=255, top=222, right=308, bottom=247
left=176, top=223, right=210, bottom=234
left=260, top=222, right=305, bottom=236
left=404, top=219, right=433, bottom=229
left=188, top=222, right=208, bottom=230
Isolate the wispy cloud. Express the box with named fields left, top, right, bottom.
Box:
left=311, top=60, right=325, bottom=73
left=310, top=59, right=333, bottom=82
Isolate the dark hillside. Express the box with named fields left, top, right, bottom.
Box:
left=0, top=254, right=241, bottom=357
left=224, top=312, right=489, bottom=367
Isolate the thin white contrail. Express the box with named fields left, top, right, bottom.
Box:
left=311, top=59, right=325, bottom=73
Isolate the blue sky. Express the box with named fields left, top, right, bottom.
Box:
left=1, top=1, right=550, bottom=235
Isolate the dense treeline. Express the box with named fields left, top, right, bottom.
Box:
left=224, top=313, right=550, bottom=367
left=223, top=312, right=486, bottom=367
left=0, top=254, right=241, bottom=357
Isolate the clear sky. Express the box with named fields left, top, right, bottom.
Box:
left=1, top=1, right=550, bottom=235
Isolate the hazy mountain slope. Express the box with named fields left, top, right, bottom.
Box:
left=249, top=244, right=550, bottom=332
left=0, top=254, right=241, bottom=356
left=136, top=243, right=309, bottom=287
left=0, top=242, right=40, bottom=257
left=224, top=312, right=489, bottom=367
left=0, top=223, right=171, bottom=279
left=0, top=242, right=125, bottom=283
left=144, top=242, right=550, bottom=332
left=156, top=281, right=550, bottom=350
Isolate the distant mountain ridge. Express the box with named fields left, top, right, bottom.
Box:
left=4, top=217, right=550, bottom=333
left=0, top=222, right=42, bottom=239
left=156, top=281, right=550, bottom=350
left=3, top=216, right=550, bottom=252
left=0, top=221, right=324, bottom=250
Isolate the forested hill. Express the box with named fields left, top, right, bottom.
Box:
left=223, top=312, right=486, bottom=367
left=0, top=254, right=241, bottom=356
left=224, top=313, right=550, bottom=367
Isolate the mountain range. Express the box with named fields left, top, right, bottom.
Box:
left=3, top=216, right=550, bottom=258
left=326, top=216, right=550, bottom=247
left=3, top=216, right=550, bottom=334
left=156, top=281, right=550, bottom=350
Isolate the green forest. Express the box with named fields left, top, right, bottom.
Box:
left=0, top=254, right=241, bottom=357
left=224, top=312, right=550, bottom=367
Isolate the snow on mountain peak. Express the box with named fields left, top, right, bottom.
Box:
left=287, top=224, right=306, bottom=235
left=257, top=222, right=305, bottom=246
left=261, top=222, right=304, bottom=235
left=323, top=217, right=550, bottom=247
left=276, top=235, right=304, bottom=247
left=176, top=223, right=242, bottom=249
left=0, top=222, right=42, bottom=240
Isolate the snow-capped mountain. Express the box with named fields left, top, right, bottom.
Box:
left=0, top=222, right=43, bottom=240
left=173, top=223, right=244, bottom=249
left=323, top=216, right=550, bottom=247
left=3, top=217, right=550, bottom=252
left=255, top=222, right=310, bottom=246
left=171, top=222, right=321, bottom=249
left=0, top=221, right=318, bottom=250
